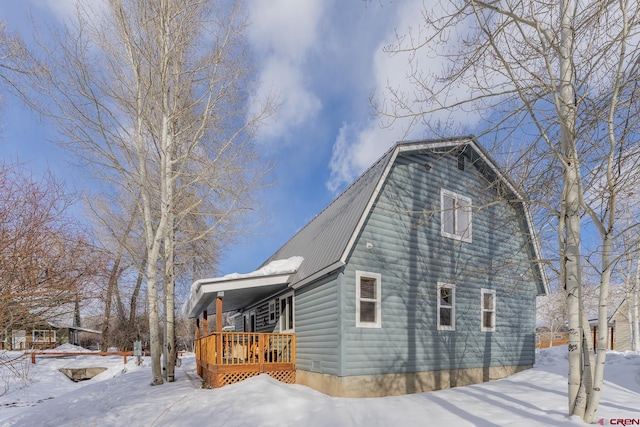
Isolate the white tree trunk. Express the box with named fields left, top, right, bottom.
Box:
left=145, top=245, right=164, bottom=385
left=163, top=222, right=176, bottom=381
left=632, top=260, right=640, bottom=351
left=584, top=233, right=613, bottom=422
left=557, top=0, right=587, bottom=417
left=564, top=151, right=585, bottom=418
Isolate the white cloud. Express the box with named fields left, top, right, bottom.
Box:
left=326, top=1, right=486, bottom=192
left=246, top=0, right=325, bottom=144
left=251, top=58, right=322, bottom=141
left=247, top=0, right=323, bottom=59
left=327, top=122, right=403, bottom=193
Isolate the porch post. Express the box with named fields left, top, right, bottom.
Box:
left=216, top=293, right=223, bottom=332
left=195, top=317, right=201, bottom=377
left=203, top=310, right=208, bottom=336
left=215, top=293, right=223, bottom=366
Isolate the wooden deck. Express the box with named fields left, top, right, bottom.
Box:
left=195, top=332, right=296, bottom=388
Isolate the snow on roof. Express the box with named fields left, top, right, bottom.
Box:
left=189, top=256, right=304, bottom=294
left=183, top=256, right=305, bottom=317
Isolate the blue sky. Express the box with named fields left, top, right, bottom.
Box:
left=0, top=0, right=468, bottom=277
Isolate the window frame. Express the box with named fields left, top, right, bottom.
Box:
left=437, top=282, right=456, bottom=331
left=440, top=188, right=472, bottom=243
left=481, top=288, right=496, bottom=332
left=244, top=310, right=256, bottom=332
left=279, top=292, right=295, bottom=333
left=268, top=300, right=276, bottom=324
left=355, top=270, right=382, bottom=328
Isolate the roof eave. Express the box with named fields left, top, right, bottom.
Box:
left=290, top=261, right=345, bottom=290
left=185, top=272, right=294, bottom=318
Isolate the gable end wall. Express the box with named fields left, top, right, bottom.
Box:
left=339, top=150, right=538, bottom=378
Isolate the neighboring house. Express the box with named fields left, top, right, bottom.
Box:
left=1, top=303, right=100, bottom=350
left=609, top=298, right=637, bottom=351
left=589, top=318, right=615, bottom=351
left=591, top=298, right=638, bottom=351
left=184, top=136, right=548, bottom=397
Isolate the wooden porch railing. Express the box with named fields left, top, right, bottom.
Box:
left=195, top=332, right=296, bottom=388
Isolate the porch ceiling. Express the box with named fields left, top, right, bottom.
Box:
left=184, top=273, right=293, bottom=318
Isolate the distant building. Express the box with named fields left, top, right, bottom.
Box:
left=1, top=303, right=100, bottom=350
left=590, top=298, right=637, bottom=351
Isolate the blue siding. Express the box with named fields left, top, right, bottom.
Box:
left=340, top=151, right=538, bottom=376
left=295, top=273, right=341, bottom=375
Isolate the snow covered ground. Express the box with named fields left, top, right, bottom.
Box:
left=1, top=344, right=638, bottom=426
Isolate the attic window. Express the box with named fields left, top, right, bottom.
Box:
left=457, top=153, right=465, bottom=170
left=441, top=189, right=472, bottom=243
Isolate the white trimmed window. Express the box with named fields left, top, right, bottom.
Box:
left=441, top=189, right=472, bottom=242
left=279, top=293, right=294, bottom=333
left=244, top=311, right=256, bottom=332
left=481, top=289, right=496, bottom=332
left=268, top=300, right=276, bottom=324
left=437, top=283, right=456, bottom=331
left=356, top=271, right=382, bottom=328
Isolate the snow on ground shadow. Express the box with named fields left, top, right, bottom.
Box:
left=0, top=345, right=639, bottom=426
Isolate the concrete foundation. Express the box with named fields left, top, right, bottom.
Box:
left=296, top=365, right=532, bottom=397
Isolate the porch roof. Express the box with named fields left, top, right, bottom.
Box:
left=183, top=256, right=303, bottom=318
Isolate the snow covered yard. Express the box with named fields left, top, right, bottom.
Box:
left=0, top=345, right=638, bottom=427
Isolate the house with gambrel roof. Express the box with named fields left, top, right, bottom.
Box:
left=184, top=136, right=548, bottom=397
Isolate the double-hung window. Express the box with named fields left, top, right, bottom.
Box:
left=441, top=189, right=472, bottom=242
left=268, top=300, right=276, bottom=324
left=356, top=271, right=382, bottom=328
left=481, top=288, right=496, bottom=332
left=244, top=311, right=256, bottom=332
left=279, top=293, right=294, bottom=333
left=437, top=283, right=455, bottom=331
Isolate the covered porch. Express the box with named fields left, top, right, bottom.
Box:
left=185, top=257, right=302, bottom=388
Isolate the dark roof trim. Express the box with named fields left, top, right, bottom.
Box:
left=290, top=260, right=345, bottom=290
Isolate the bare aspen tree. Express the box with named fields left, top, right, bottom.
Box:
left=0, top=22, right=34, bottom=106
left=0, top=163, right=103, bottom=341
left=377, top=0, right=640, bottom=421
left=87, top=194, right=147, bottom=351
left=6, top=0, right=272, bottom=385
